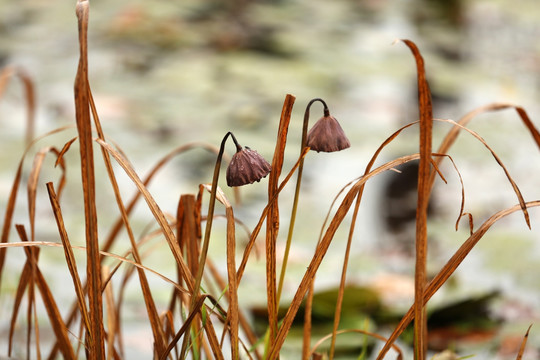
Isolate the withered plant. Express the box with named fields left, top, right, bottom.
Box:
left=0, top=2, right=538, bottom=360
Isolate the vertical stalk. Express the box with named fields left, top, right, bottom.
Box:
left=276, top=98, right=327, bottom=304
left=276, top=98, right=326, bottom=358
left=195, top=131, right=240, bottom=296
left=265, top=94, right=295, bottom=353
left=402, top=39, right=433, bottom=360
left=74, top=1, right=104, bottom=357
left=180, top=132, right=239, bottom=359
left=225, top=206, right=239, bottom=360
left=328, top=193, right=362, bottom=359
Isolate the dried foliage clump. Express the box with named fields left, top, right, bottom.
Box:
left=0, top=2, right=538, bottom=360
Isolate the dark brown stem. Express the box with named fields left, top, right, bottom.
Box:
left=180, top=132, right=235, bottom=360
left=276, top=98, right=328, bottom=341
left=301, top=98, right=329, bottom=147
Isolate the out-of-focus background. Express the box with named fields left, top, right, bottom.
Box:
left=1, top=0, right=540, bottom=358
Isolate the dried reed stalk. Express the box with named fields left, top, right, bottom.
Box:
left=401, top=39, right=433, bottom=360
left=15, top=225, right=76, bottom=359
left=515, top=324, right=533, bottom=360
left=276, top=98, right=324, bottom=305
left=265, top=94, right=295, bottom=350
left=0, top=65, right=36, bottom=144
left=226, top=206, right=240, bottom=359
left=236, top=146, right=309, bottom=286
left=311, top=329, right=403, bottom=360
left=376, top=200, right=540, bottom=359
left=74, top=1, right=104, bottom=357
left=94, top=139, right=225, bottom=358
left=0, top=125, right=71, bottom=312
left=102, top=266, right=118, bottom=359
left=46, top=183, right=91, bottom=337
left=266, top=154, right=422, bottom=359
left=88, top=76, right=168, bottom=358
left=176, top=194, right=201, bottom=356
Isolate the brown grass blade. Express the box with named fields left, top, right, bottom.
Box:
left=266, top=154, right=421, bottom=359
left=95, top=138, right=194, bottom=290
left=328, top=192, right=361, bottom=360
left=94, top=139, right=227, bottom=358
left=310, top=329, right=403, bottom=360
left=301, top=280, right=315, bottom=360
left=276, top=98, right=326, bottom=307
left=55, top=137, right=78, bottom=168
left=265, top=94, right=295, bottom=347
left=8, top=258, right=31, bottom=356
left=435, top=118, right=531, bottom=227
left=0, top=126, right=73, bottom=360
left=0, top=65, right=36, bottom=144
left=0, top=65, right=13, bottom=97
left=16, top=195, right=42, bottom=359
left=0, top=241, right=190, bottom=295
left=175, top=194, right=201, bottom=354
left=432, top=104, right=540, bottom=183
left=88, top=85, right=168, bottom=356
left=0, top=160, right=24, bottom=292
left=199, top=306, right=225, bottom=360
left=431, top=153, right=466, bottom=231
left=46, top=182, right=91, bottom=336
left=376, top=200, right=540, bottom=359
left=26, top=146, right=68, bottom=358
left=225, top=206, right=239, bottom=359
left=161, top=311, right=179, bottom=359
left=159, top=295, right=209, bottom=360
left=430, top=103, right=540, bottom=226
left=177, top=194, right=200, bottom=277
left=180, top=135, right=235, bottom=359
left=515, top=324, right=533, bottom=360
left=0, top=125, right=72, bottom=292
left=306, top=123, right=425, bottom=357
left=205, top=256, right=261, bottom=360
left=236, top=146, right=309, bottom=286
left=74, top=1, right=104, bottom=357
left=27, top=147, right=66, bottom=241
left=49, top=142, right=223, bottom=359
left=400, top=39, right=433, bottom=360
left=100, top=141, right=228, bottom=255
left=514, top=107, right=540, bottom=149
left=15, top=224, right=76, bottom=359
left=102, top=266, right=117, bottom=360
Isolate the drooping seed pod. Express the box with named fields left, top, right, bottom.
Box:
left=306, top=111, right=350, bottom=153
left=226, top=146, right=271, bottom=187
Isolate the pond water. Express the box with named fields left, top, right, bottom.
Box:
left=1, top=0, right=540, bottom=358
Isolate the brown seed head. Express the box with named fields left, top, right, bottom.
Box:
left=306, top=114, right=350, bottom=152
left=226, top=146, right=271, bottom=187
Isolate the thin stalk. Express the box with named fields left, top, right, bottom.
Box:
left=265, top=94, right=295, bottom=353
left=74, top=2, right=104, bottom=357
left=328, top=192, right=362, bottom=359
left=301, top=280, right=315, bottom=360
left=276, top=98, right=327, bottom=304
left=401, top=39, right=433, bottom=360
left=225, top=206, right=239, bottom=360
left=180, top=132, right=239, bottom=359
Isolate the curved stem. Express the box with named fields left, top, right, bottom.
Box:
left=229, top=132, right=243, bottom=152
left=197, top=132, right=234, bottom=292
left=180, top=131, right=234, bottom=360
left=276, top=98, right=328, bottom=304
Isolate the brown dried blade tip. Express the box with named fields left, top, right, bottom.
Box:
left=226, top=145, right=271, bottom=187
left=306, top=108, right=350, bottom=152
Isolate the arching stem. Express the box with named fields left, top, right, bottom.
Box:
left=180, top=131, right=236, bottom=360
left=276, top=98, right=328, bottom=304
